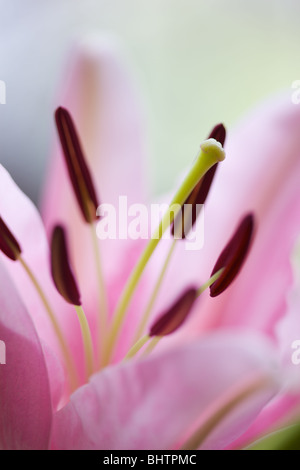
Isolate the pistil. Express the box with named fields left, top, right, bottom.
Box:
left=104, top=138, right=226, bottom=365
left=132, top=125, right=226, bottom=346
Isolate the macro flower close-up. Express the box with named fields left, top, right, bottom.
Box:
left=1, top=0, right=300, bottom=453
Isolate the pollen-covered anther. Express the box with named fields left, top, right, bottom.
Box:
left=172, top=124, right=226, bottom=239
left=51, top=225, right=81, bottom=306
left=0, top=217, right=22, bottom=261
left=210, top=213, right=255, bottom=297
left=149, top=287, right=197, bottom=337
left=55, top=107, right=99, bottom=224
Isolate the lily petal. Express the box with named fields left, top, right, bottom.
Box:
left=0, top=261, right=52, bottom=449
left=235, top=256, right=300, bottom=448
left=0, top=163, right=84, bottom=389
left=51, top=332, right=279, bottom=450
left=206, top=95, right=300, bottom=335
left=157, top=95, right=300, bottom=339
left=42, top=36, right=149, bottom=315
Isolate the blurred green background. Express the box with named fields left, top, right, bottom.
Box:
left=0, top=0, right=300, bottom=202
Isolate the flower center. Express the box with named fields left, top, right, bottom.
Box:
left=0, top=108, right=255, bottom=398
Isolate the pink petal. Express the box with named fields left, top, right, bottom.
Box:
left=276, top=260, right=300, bottom=383
left=41, top=36, right=149, bottom=316
left=206, top=96, right=300, bottom=334
left=228, top=218, right=300, bottom=449
left=0, top=261, right=52, bottom=449
left=157, top=95, right=300, bottom=339
left=227, top=394, right=300, bottom=450
left=0, top=164, right=84, bottom=390
left=51, top=332, right=279, bottom=450
left=234, top=261, right=300, bottom=447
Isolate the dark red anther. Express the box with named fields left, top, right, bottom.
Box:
left=210, top=213, right=255, bottom=297
left=0, top=217, right=22, bottom=261
left=208, top=123, right=226, bottom=147
left=171, top=124, right=226, bottom=239
left=55, top=107, right=99, bottom=224
left=150, top=287, right=197, bottom=337
left=51, top=225, right=81, bottom=306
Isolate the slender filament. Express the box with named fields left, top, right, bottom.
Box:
left=123, top=335, right=150, bottom=360
left=133, top=239, right=177, bottom=345
left=142, top=269, right=225, bottom=356
left=196, top=268, right=224, bottom=297
left=90, top=223, right=108, bottom=365
left=19, top=256, right=79, bottom=391
left=74, top=305, right=95, bottom=379
left=143, top=336, right=162, bottom=356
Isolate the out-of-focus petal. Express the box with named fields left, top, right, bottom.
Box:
left=0, top=163, right=85, bottom=388
left=159, top=95, right=300, bottom=339
left=0, top=261, right=52, bottom=449
left=227, top=243, right=300, bottom=448
left=41, top=36, right=149, bottom=318
left=51, top=332, right=279, bottom=450
left=276, top=247, right=300, bottom=384
left=227, top=394, right=300, bottom=450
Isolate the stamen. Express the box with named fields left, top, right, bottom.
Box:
left=55, top=107, right=108, bottom=363
left=19, top=256, right=79, bottom=391
left=196, top=268, right=224, bottom=297
left=55, top=107, right=99, bottom=224
left=132, top=239, right=177, bottom=345
left=123, top=334, right=150, bottom=360
left=51, top=225, right=95, bottom=379
left=90, top=223, right=109, bottom=367
left=51, top=226, right=81, bottom=305
left=129, top=215, right=250, bottom=361
left=142, top=336, right=161, bottom=356
left=125, top=288, right=196, bottom=360
left=74, top=305, right=95, bottom=379
left=0, top=217, right=79, bottom=389
left=171, top=124, right=226, bottom=239
left=210, top=213, right=255, bottom=297
left=149, top=287, right=197, bottom=337
left=0, top=217, right=22, bottom=260
left=103, top=139, right=226, bottom=365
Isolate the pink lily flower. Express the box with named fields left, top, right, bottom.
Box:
left=0, top=36, right=299, bottom=450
